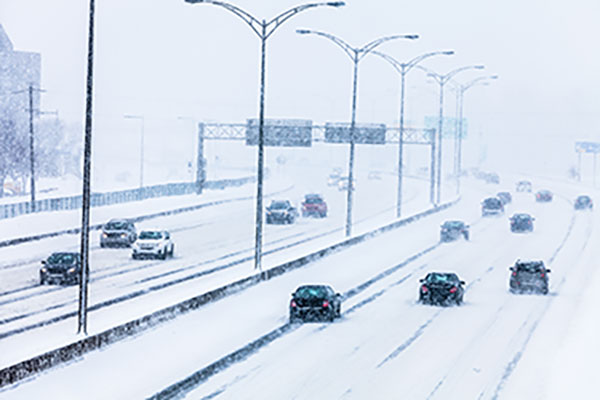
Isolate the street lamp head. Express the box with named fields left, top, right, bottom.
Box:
left=442, top=50, right=455, bottom=55
left=326, top=1, right=346, bottom=7
left=184, top=0, right=205, bottom=3
left=489, top=75, right=499, bottom=79
left=405, top=34, right=419, bottom=40
left=474, top=65, right=485, bottom=70
left=296, top=29, right=312, bottom=35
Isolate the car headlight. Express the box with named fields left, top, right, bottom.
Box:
left=68, top=267, right=77, bottom=274
left=102, top=233, right=108, bottom=238
left=41, top=267, right=47, bottom=273
left=121, top=233, right=127, bottom=238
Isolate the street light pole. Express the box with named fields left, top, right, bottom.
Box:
left=416, top=64, right=485, bottom=205
left=297, top=29, right=418, bottom=235
left=372, top=50, right=454, bottom=217
left=124, top=115, right=144, bottom=188
left=185, top=0, right=345, bottom=271
left=453, top=75, right=498, bottom=193
left=78, top=0, right=96, bottom=335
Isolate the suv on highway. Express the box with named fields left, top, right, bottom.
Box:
left=440, top=220, right=469, bottom=242
left=481, top=197, right=504, bottom=216
left=301, top=194, right=328, bottom=218
left=574, top=195, right=593, bottom=210
left=266, top=200, right=298, bottom=224
left=419, top=272, right=465, bottom=306
left=40, top=252, right=81, bottom=285
left=509, top=260, right=550, bottom=294
left=132, top=230, right=174, bottom=260
left=289, top=284, right=342, bottom=322
left=510, top=213, right=534, bottom=233
left=516, top=180, right=533, bottom=192
left=100, top=219, right=137, bottom=248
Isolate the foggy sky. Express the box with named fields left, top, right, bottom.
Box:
left=1, top=0, right=599, bottom=173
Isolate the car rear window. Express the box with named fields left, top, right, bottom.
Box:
left=295, top=286, right=330, bottom=298
left=426, top=273, right=459, bottom=284
left=139, top=231, right=163, bottom=240
left=483, top=198, right=502, bottom=208
left=516, top=262, right=544, bottom=272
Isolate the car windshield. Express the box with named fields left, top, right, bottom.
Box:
left=516, top=262, right=544, bottom=272
left=105, top=221, right=129, bottom=230
left=304, top=196, right=322, bottom=204
left=270, top=201, right=289, bottom=210
left=512, top=214, right=530, bottom=221
left=47, top=253, right=78, bottom=264
left=139, top=231, right=163, bottom=240
left=426, top=273, right=459, bottom=284
left=577, top=196, right=590, bottom=202
left=295, top=286, right=330, bottom=298
left=442, top=221, right=463, bottom=229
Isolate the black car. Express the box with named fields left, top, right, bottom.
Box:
left=535, top=190, right=553, bottom=202
left=574, top=195, right=593, bottom=210
left=419, top=272, right=465, bottom=305
left=510, top=213, right=534, bottom=233
left=481, top=197, right=504, bottom=216
left=497, top=191, right=512, bottom=205
left=440, top=220, right=469, bottom=242
left=509, top=260, right=550, bottom=294
left=100, top=219, right=137, bottom=247
left=266, top=200, right=298, bottom=224
left=289, top=284, right=342, bottom=322
left=516, top=180, right=533, bottom=192
left=40, top=252, right=81, bottom=285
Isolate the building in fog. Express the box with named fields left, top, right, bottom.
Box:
left=0, top=23, right=41, bottom=127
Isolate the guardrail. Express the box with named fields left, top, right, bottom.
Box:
left=0, top=176, right=255, bottom=221
left=0, top=197, right=459, bottom=388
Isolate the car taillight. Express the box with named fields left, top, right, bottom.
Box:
left=322, top=301, right=330, bottom=308
left=449, top=286, right=458, bottom=293
left=421, top=285, right=428, bottom=293
left=540, top=273, right=545, bottom=278
left=512, top=271, right=517, bottom=277
left=290, top=300, right=297, bottom=308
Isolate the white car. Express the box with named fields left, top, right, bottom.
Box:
left=327, top=174, right=340, bottom=186
left=337, top=177, right=355, bottom=191
left=132, top=230, right=174, bottom=260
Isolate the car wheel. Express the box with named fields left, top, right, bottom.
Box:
left=40, top=277, right=45, bottom=285
left=170, top=245, right=174, bottom=257
left=456, top=296, right=463, bottom=305
left=132, top=254, right=138, bottom=260
left=100, top=242, right=106, bottom=248
left=541, top=286, right=549, bottom=295
left=160, top=250, right=167, bottom=260
left=289, top=314, right=299, bottom=323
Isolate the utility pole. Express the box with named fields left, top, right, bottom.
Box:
left=28, top=85, right=36, bottom=211
left=78, top=0, right=96, bottom=335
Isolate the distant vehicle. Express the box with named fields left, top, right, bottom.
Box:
left=368, top=171, right=382, bottom=180
left=574, top=195, right=593, bottom=210
left=481, top=197, right=504, bottom=216
left=510, top=213, right=534, bottom=233
left=485, top=172, right=500, bottom=184
left=337, top=176, right=355, bottom=191
left=132, top=230, right=174, bottom=260
left=497, top=191, right=512, bottom=205
left=516, top=180, right=533, bottom=192
left=100, top=219, right=137, bottom=248
left=440, top=220, right=469, bottom=242
left=327, top=173, right=341, bottom=186
left=509, top=260, right=550, bottom=295
left=419, top=272, right=465, bottom=305
left=301, top=194, right=328, bottom=218
left=40, top=252, right=81, bottom=285
left=266, top=200, right=298, bottom=224
left=535, top=190, right=553, bottom=202
left=289, top=284, right=342, bottom=322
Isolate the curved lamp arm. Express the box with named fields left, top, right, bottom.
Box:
left=266, top=2, right=344, bottom=39
left=357, top=34, right=418, bottom=61
left=296, top=28, right=356, bottom=60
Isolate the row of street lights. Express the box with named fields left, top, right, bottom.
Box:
left=77, top=0, right=497, bottom=333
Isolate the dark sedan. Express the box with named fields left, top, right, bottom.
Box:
left=510, top=213, right=534, bottom=233
left=40, top=252, right=81, bottom=285
left=574, top=195, right=593, bottom=210
left=289, top=285, right=342, bottom=322
left=509, top=260, right=550, bottom=295
left=419, top=272, right=465, bottom=306
left=266, top=200, right=298, bottom=224
left=535, top=190, right=553, bottom=202
left=440, top=220, right=469, bottom=242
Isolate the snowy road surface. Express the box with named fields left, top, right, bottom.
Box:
left=1, top=175, right=596, bottom=399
